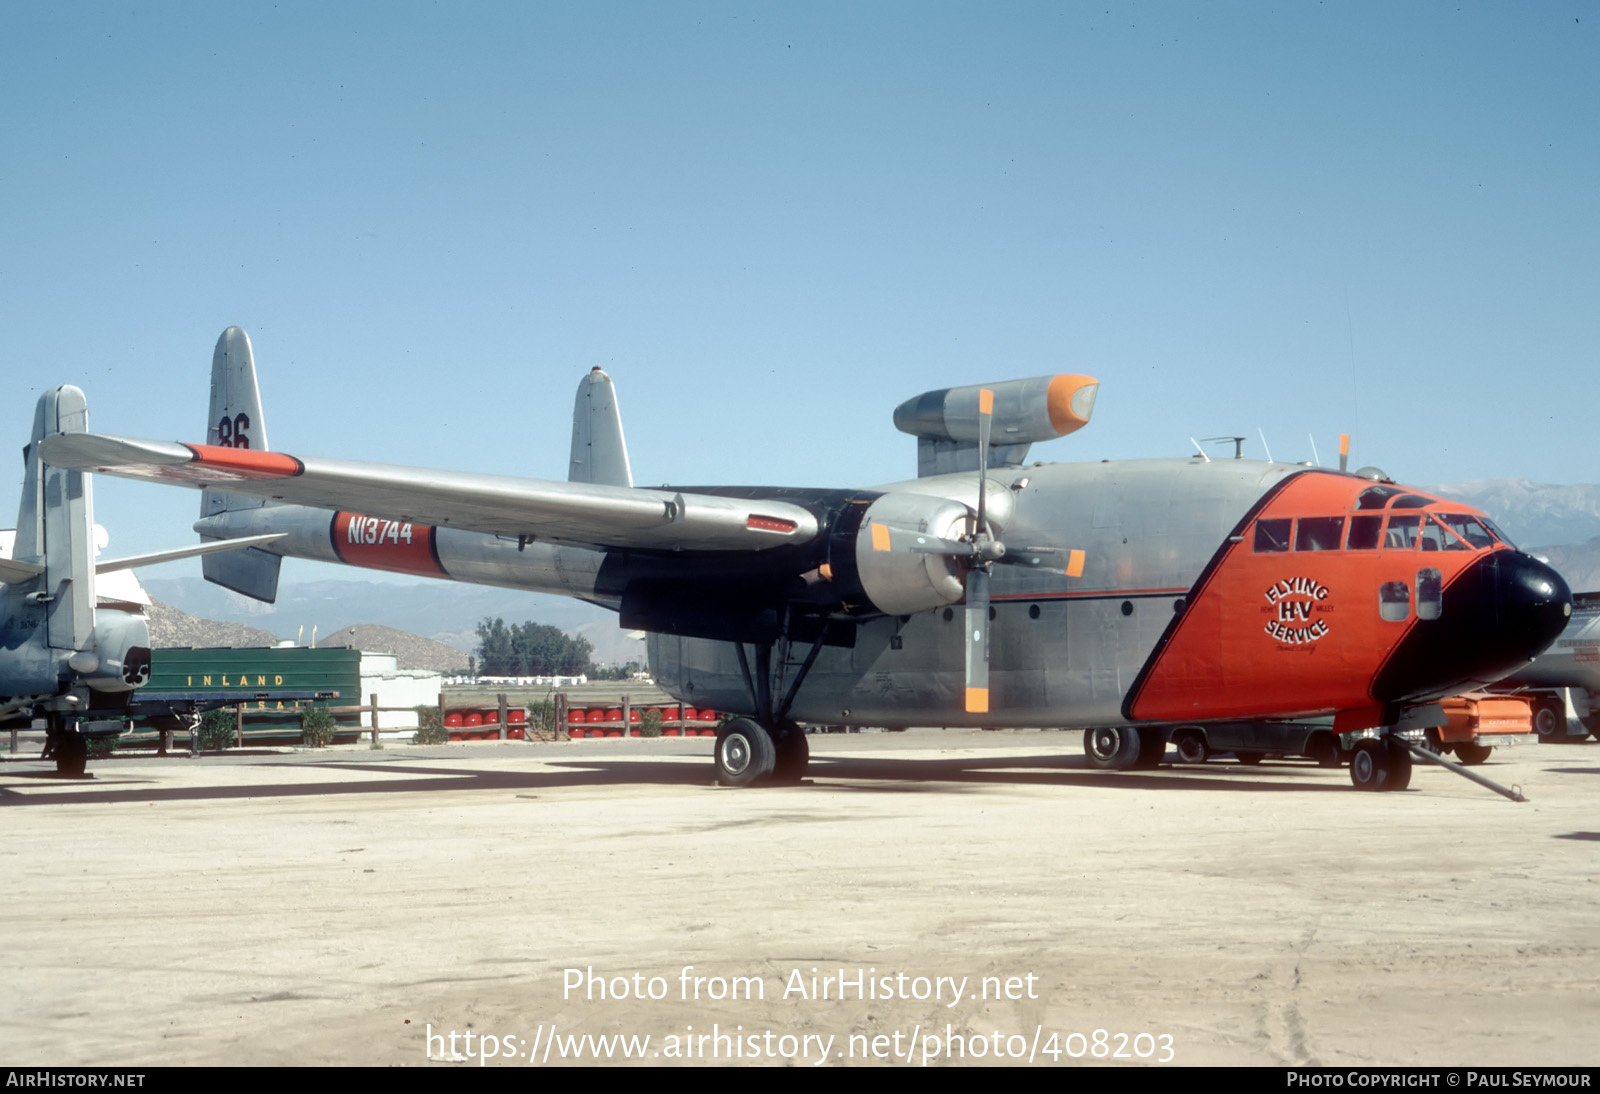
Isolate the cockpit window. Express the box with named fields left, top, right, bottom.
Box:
left=1476, top=516, right=1515, bottom=549
left=1390, top=494, right=1432, bottom=509
left=1296, top=517, right=1345, bottom=551
left=1356, top=486, right=1404, bottom=510
left=1384, top=514, right=1423, bottom=549
left=1436, top=513, right=1496, bottom=550
left=1433, top=511, right=1478, bottom=547
left=1254, top=518, right=1291, bottom=553
left=1419, top=516, right=1466, bottom=551
left=1347, top=514, right=1383, bottom=550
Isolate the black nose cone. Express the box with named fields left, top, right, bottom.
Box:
left=1371, top=550, right=1572, bottom=704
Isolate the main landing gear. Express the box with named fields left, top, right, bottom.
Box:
left=714, top=718, right=810, bottom=788
left=712, top=633, right=825, bottom=788
left=40, top=717, right=88, bottom=778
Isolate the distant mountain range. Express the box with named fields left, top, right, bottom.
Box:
left=1426, top=480, right=1600, bottom=550
left=141, top=477, right=1600, bottom=659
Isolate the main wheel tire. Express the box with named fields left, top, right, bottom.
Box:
left=1173, top=729, right=1209, bottom=764
left=1349, top=739, right=1390, bottom=790
left=1306, top=732, right=1341, bottom=768
left=1132, top=728, right=1168, bottom=769
left=771, top=723, right=810, bottom=783
left=1454, top=741, right=1492, bottom=766
left=1083, top=727, right=1141, bottom=770
left=715, top=717, right=776, bottom=787
left=1384, top=737, right=1413, bottom=791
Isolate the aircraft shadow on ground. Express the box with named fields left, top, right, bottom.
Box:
left=0, top=750, right=1366, bottom=807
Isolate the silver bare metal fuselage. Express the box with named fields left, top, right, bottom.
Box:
left=197, top=456, right=1296, bottom=728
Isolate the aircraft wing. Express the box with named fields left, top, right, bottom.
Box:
left=38, top=434, right=819, bottom=552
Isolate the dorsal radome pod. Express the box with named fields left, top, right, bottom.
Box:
left=892, top=374, right=1099, bottom=445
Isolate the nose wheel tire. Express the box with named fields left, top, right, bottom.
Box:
left=1349, top=738, right=1413, bottom=791
left=715, top=717, right=777, bottom=787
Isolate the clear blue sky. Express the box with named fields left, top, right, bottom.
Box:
left=3, top=2, right=1595, bottom=572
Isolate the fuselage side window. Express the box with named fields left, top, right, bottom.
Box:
left=1295, top=516, right=1345, bottom=551
left=1347, top=514, right=1383, bottom=550
left=1254, top=518, right=1291, bottom=553
left=1391, top=494, right=1432, bottom=509
left=1417, top=567, right=1443, bottom=620
left=1379, top=581, right=1411, bottom=622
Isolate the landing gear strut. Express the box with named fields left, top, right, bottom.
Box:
left=714, top=630, right=826, bottom=787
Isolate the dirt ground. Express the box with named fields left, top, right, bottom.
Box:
left=2, top=730, right=1597, bottom=1068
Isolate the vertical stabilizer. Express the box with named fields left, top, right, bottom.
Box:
left=200, top=326, right=283, bottom=602
left=568, top=367, right=633, bottom=488
left=24, top=387, right=96, bottom=651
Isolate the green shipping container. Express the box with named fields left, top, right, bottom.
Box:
left=134, top=647, right=363, bottom=738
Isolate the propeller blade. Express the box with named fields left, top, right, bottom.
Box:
left=964, top=565, right=990, bottom=713
left=994, top=546, right=1085, bottom=577
left=975, top=388, right=993, bottom=537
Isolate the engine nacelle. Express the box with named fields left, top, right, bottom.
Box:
left=68, top=612, right=152, bottom=693
left=853, top=493, right=971, bottom=616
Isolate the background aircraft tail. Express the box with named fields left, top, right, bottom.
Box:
left=200, top=326, right=283, bottom=602
left=17, top=386, right=98, bottom=652
left=568, top=367, right=633, bottom=487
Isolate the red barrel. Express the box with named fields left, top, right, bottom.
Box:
left=464, top=711, right=483, bottom=727
left=444, top=712, right=464, bottom=728
left=567, top=709, right=585, bottom=725
left=586, top=709, right=605, bottom=723
left=508, top=709, right=527, bottom=725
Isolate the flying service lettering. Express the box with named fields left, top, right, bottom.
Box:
left=1263, top=578, right=1331, bottom=646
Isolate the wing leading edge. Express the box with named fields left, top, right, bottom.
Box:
left=37, top=433, right=819, bottom=553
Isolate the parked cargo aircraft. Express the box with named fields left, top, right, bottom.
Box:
left=38, top=328, right=1573, bottom=790
left=2, top=386, right=281, bottom=773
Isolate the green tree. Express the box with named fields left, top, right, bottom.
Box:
left=474, top=618, right=596, bottom=677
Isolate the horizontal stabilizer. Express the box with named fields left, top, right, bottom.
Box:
left=92, top=533, right=287, bottom=574
left=0, top=556, right=46, bottom=584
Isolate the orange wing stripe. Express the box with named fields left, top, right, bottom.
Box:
left=182, top=444, right=304, bottom=479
